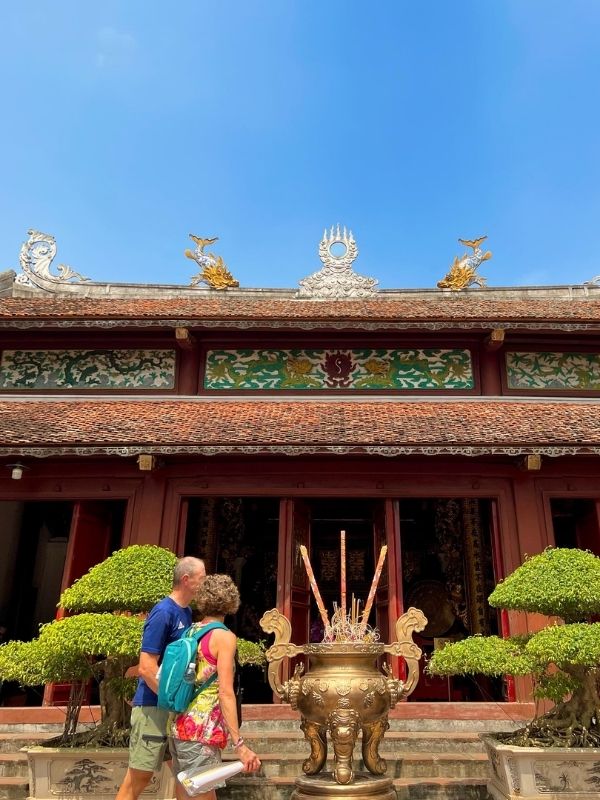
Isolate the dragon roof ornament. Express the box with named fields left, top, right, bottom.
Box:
left=185, top=234, right=239, bottom=290
left=15, top=230, right=89, bottom=292
left=437, top=236, right=492, bottom=291
left=297, top=225, right=378, bottom=299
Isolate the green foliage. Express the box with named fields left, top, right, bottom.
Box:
left=428, top=635, right=534, bottom=677
left=0, top=545, right=176, bottom=746
left=533, top=671, right=580, bottom=704
left=428, top=549, right=600, bottom=741
left=60, top=545, right=177, bottom=613
left=526, top=622, right=600, bottom=669
left=489, top=548, right=600, bottom=622
left=0, top=614, right=144, bottom=688
left=237, top=638, right=266, bottom=667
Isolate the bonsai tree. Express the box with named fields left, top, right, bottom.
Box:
left=0, top=545, right=177, bottom=746
left=0, top=545, right=266, bottom=747
left=428, top=548, right=600, bottom=748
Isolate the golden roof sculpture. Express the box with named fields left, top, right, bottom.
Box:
left=437, top=236, right=492, bottom=291
left=185, top=234, right=239, bottom=290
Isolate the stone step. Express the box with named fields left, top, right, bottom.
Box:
left=224, top=751, right=488, bottom=780
left=0, top=776, right=28, bottom=800
left=0, top=755, right=28, bottom=779
left=237, top=728, right=486, bottom=754
left=221, top=774, right=490, bottom=800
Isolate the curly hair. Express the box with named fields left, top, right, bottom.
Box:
left=196, top=574, right=240, bottom=618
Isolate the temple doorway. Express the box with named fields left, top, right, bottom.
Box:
left=182, top=495, right=503, bottom=704
left=399, top=498, right=502, bottom=701
left=183, top=497, right=280, bottom=703
left=0, top=499, right=126, bottom=706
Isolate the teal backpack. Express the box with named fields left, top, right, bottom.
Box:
left=157, top=621, right=228, bottom=713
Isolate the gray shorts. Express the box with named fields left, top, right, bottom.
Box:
left=169, top=738, right=223, bottom=789
left=129, top=706, right=170, bottom=772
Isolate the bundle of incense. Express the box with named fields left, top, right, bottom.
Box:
left=340, top=529, right=346, bottom=619
left=299, top=545, right=330, bottom=628
left=359, top=545, right=388, bottom=635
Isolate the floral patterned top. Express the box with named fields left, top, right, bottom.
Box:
left=169, top=629, right=228, bottom=748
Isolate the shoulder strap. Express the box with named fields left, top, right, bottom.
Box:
left=187, top=621, right=229, bottom=644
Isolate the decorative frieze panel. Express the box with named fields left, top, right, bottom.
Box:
left=506, top=351, right=600, bottom=391
left=0, top=349, right=176, bottom=390
left=204, top=348, right=473, bottom=390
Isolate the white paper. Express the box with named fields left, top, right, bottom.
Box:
left=178, top=760, right=244, bottom=795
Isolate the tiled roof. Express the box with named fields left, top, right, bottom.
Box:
left=0, top=397, right=599, bottom=457
left=1, top=296, right=600, bottom=326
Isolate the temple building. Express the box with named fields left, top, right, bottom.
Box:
left=1, top=227, right=600, bottom=708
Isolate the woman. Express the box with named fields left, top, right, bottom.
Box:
left=169, top=574, right=261, bottom=800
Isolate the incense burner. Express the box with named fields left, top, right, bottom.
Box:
left=259, top=608, right=427, bottom=786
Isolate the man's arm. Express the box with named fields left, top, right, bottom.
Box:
left=138, top=652, right=161, bottom=695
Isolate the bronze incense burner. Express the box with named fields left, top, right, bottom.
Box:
left=260, top=607, right=427, bottom=787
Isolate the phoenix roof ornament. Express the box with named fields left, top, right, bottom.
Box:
left=297, top=225, right=378, bottom=299
left=15, top=230, right=89, bottom=292
left=437, top=236, right=492, bottom=291
left=185, top=235, right=239, bottom=290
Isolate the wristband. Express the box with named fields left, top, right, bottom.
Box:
left=233, top=737, right=244, bottom=748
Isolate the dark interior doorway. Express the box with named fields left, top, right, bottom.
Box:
left=0, top=499, right=126, bottom=706
left=399, top=498, right=502, bottom=702
left=307, top=498, right=376, bottom=639
left=551, top=499, right=600, bottom=553
left=184, top=497, right=279, bottom=703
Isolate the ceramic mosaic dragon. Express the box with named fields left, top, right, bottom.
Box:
left=437, top=236, right=492, bottom=290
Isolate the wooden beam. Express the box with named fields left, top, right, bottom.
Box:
left=175, top=327, right=196, bottom=350
left=484, top=328, right=505, bottom=351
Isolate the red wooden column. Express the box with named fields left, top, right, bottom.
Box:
left=276, top=499, right=311, bottom=685
left=384, top=499, right=403, bottom=678
left=510, top=474, right=549, bottom=702
left=129, top=474, right=168, bottom=546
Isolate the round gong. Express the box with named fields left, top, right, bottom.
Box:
left=291, top=773, right=395, bottom=800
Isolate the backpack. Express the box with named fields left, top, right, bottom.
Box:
left=157, top=621, right=228, bottom=713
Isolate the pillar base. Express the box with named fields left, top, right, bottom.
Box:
left=291, top=772, right=396, bottom=800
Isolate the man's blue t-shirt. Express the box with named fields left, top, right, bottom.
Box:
left=132, top=597, right=192, bottom=707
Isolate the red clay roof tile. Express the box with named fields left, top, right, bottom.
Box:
left=1, top=296, right=600, bottom=324
left=0, top=398, right=598, bottom=456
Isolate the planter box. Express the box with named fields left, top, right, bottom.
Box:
left=482, top=734, right=600, bottom=800
left=26, top=746, right=175, bottom=800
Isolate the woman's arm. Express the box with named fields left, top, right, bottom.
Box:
left=215, top=631, right=261, bottom=773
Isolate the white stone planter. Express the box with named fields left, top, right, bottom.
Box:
left=482, top=734, right=600, bottom=800
left=26, top=746, right=175, bottom=800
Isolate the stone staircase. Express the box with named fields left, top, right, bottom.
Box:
left=220, top=719, right=504, bottom=800
left=0, top=704, right=532, bottom=800
left=0, top=708, right=529, bottom=800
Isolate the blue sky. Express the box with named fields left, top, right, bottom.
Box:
left=1, top=1, right=599, bottom=290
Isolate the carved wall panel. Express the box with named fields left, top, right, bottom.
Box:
left=0, top=349, right=176, bottom=390
left=204, top=348, right=474, bottom=390
left=506, top=351, right=600, bottom=390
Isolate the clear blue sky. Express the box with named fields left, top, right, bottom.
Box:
left=1, top=1, right=599, bottom=290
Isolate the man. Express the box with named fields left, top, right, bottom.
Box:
left=116, top=556, right=206, bottom=800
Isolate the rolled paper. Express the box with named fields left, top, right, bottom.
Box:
left=340, top=529, right=347, bottom=619
left=360, top=545, right=388, bottom=634
left=178, top=761, right=244, bottom=795
left=300, top=545, right=330, bottom=628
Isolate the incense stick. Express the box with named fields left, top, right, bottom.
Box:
left=340, top=529, right=347, bottom=619
left=299, top=545, right=330, bottom=628
left=360, top=545, right=388, bottom=634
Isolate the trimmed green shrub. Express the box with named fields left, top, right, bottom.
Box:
left=428, top=548, right=600, bottom=747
